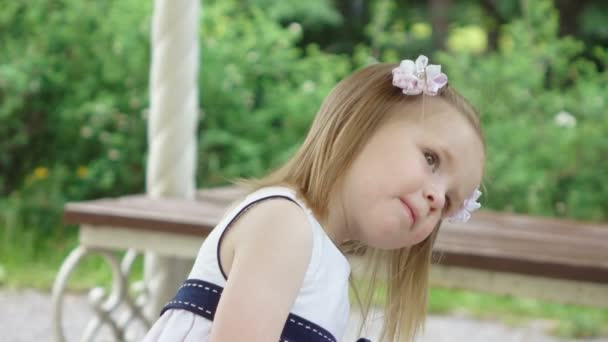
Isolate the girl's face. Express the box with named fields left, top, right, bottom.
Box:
left=337, top=98, right=484, bottom=249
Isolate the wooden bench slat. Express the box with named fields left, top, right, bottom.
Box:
left=436, top=242, right=605, bottom=282
left=63, top=188, right=608, bottom=284
left=437, top=237, right=605, bottom=268
left=439, top=223, right=608, bottom=267
left=473, top=211, right=608, bottom=237
left=433, top=250, right=608, bottom=283
left=65, top=196, right=225, bottom=236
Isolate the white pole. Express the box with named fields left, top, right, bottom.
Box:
left=144, top=0, right=200, bottom=319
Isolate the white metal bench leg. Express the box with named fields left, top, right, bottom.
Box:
left=52, top=245, right=151, bottom=342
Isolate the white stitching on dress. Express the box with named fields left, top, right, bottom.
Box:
left=286, top=316, right=335, bottom=342
left=179, top=282, right=220, bottom=292
left=166, top=283, right=221, bottom=317
left=165, top=300, right=215, bottom=316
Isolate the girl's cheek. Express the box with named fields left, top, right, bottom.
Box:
left=413, top=221, right=437, bottom=244
left=413, top=159, right=430, bottom=184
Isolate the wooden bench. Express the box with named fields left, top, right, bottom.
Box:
left=52, top=186, right=608, bottom=340
left=62, top=186, right=247, bottom=258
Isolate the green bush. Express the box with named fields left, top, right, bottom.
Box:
left=0, top=1, right=152, bottom=199
left=197, top=1, right=351, bottom=184
left=0, top=0, right=351, bottom=263
left=437, top=0, right=608, bottom=220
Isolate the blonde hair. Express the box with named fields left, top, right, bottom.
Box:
left=243, top=63, right=484, bottom=341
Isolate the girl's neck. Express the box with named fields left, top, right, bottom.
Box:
left=318, top=190, right=351, bottom=246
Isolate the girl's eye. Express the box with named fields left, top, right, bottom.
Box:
left=423, top=151, right=440, bottom=170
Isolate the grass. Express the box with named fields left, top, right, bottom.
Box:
left=428, top=287, right=608, bottom=338
left=0, top=223, right=144, bottom=292
left=350, top=279, right=608, bottom=338
left=2, top=220, right=608, bottom=339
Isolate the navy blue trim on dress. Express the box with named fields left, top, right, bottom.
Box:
left=160, top=278, right=222, bottom=321
left=161, top=278, right=338, bottom=342
left=216, top=195, right=299, bottom=280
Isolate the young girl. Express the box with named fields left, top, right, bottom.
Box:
left=143, top=55, right=485, bottom=342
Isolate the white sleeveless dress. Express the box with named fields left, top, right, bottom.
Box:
left=142, top=186, right=352, bottom=341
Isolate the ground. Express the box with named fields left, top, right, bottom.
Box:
left=3, top=289, right=606, bottom=342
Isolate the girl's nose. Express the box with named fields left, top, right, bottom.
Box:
left=424, top=185, right=445, bottom=212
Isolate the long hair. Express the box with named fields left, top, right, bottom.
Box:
left=243, top=63, right=484, bottom=341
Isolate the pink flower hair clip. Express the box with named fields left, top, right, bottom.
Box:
left=392, top=55, right=448, bottom=96
left=446, top=189, right=482, bottom=223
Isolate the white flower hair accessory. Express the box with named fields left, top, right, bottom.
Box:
left=392, top=55, right=448, bottom=96
left=446, top=189, right=482, bottom=223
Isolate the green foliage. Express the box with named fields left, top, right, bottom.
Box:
left=0, top=1, right=153, bottom=272
left=436, top=0, right=608, bottom=220
left=0, top=0, right=351, bottom=267
left=364, top=0, right=434, bottom=60
left=0, top=0, right=151, bottom=198
left=249, top=0, right=342, bottom=29
left=580, top=2, right=608, bottom=41
left=197, top=1, right=350, bottom=184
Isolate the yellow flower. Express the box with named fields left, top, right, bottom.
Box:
left=77, top=166, right=89, bottom=179
left=411, top=22, right=432, bottom=40
left=33, top=167, right=49, bottom=180
left=447, top=26, right=487, bottom=54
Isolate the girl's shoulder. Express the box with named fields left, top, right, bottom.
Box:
left=232, top=196, right=313, bottom=245
left=231, top=186, right=315, bottom=240
left=208, top=196, right=319, bottom=341
left=218, top=188, right=315, bottom=279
